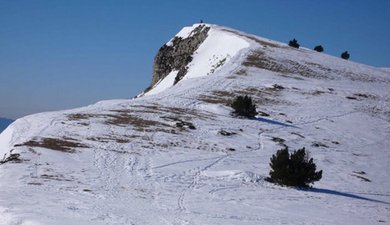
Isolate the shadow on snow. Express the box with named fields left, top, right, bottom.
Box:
left=307, top=188, right=390, bottom=205
left=255, top=117, right=298, bottom=128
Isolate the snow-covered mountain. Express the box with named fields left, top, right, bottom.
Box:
left=0, top=117, right=13, bottom=134
left=0, top=24, right=389, bottom=225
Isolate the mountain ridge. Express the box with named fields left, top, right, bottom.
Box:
left=0, top=24, right=389, bottom=225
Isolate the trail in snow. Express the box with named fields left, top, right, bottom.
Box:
left=177, top=154, right=230, bottom=211
left=0, top=23, right=389, bottom=225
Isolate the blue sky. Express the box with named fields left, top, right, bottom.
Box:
left=1, top=0, right=389, bottom=119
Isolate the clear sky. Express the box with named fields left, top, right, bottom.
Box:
left=1, top=0, right=389, bottom=119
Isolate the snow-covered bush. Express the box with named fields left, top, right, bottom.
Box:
left=231, top=95, right=257, bottom=118
left=288, top=38, right=300, bottom=48
left=267, top=147, right=322, bottom=187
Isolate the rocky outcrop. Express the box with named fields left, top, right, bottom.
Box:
left=147, top=25, right=210, bottom=92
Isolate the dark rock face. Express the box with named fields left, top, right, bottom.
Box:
left=148, top=25, right=210, bottom=90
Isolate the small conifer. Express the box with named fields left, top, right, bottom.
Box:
left=341, top=51, right=350, bottom=60
left=288, top=38, right=300, bottom=48
left=314, top=45, right=324, bottom=52
left=231, top=95, right=257, bottom=118
left=267, top=147, right=322, bottom=187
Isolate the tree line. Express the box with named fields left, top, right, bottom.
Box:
left=288, top=38, right=350, bottom=60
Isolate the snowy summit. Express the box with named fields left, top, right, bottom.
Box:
left=0, top=24, right=389, bottom=225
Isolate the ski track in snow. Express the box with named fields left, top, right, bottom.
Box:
left=177, top=154, right=230, bottom=212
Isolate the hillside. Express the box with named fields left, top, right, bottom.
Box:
left=0, top=24, right=389, bottom=225
left=0, top=118, right=13, bottom=134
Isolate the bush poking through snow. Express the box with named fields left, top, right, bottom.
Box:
left=341, top=51, right=350, bottom=60
left=231, top=95, right=257, bottom=118
left=288, top=39, right=300, bottom=48
left=267, top=147, right=322, bottom=187
left=314, top=45, right=324, bottom=52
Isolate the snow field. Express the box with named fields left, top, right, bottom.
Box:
left=0, top=24, right=389, bottom=225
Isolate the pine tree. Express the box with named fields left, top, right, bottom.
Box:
left=314, top=45, right=324, bottom=52
left=341, top=51, right=350, bottom=60
left=268, top=147, right=322, bottom=187
left=288, top=38, right=300, bottom=48
left=231, top=95, right=257, bottom=118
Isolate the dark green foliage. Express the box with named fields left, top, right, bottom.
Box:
left=231, top=95, right=257, bottom=118
left=288, top=38, right=300, bottom=48
left=341, top=51, right=350, bottom=60
left=267, top=147, right=322, bottom=187
left=314, top=45, right=324, bottom=52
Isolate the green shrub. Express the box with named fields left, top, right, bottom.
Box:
left=288, top=38, right=300, bottom=48
left=231, top=95, right=257, bottom=118
left=267, top=147, right=322, bottom=187
left=314, top=45, right=324, bottom=52
left=341, top=51, right=350, bottom=60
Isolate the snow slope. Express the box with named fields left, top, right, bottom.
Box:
left=0, top=24, right=389, bottom=225
left=145, top=24, right=250, bottom=96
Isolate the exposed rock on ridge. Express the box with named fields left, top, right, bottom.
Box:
left=147, top=25, right=210, bottom=91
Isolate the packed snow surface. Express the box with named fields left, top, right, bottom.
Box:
left=145, top=70, right=179, bottom=96
left=0, top=24, right=389, bottom=225
left=183, top=26, right=250, bottom=80
left=146, top=24, right=250, bottom=96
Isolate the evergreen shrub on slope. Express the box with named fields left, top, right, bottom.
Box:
left=267, top=147, right=322, bottom=187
